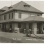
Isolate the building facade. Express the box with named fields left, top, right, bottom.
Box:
left=0, top=1, right=44, bottom=35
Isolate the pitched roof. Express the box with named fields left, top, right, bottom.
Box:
left=0, top=16, right=44, bottom=23
left=0, top=19, right=22, bottom=23
left=23, top=16, right=44, bottom=22
left=12, top=1, right=43, bottom=14
left=0, top=1, right=43, bottom=15
left=0, top=9, right=5, bottom=11
left=0, top=7, right=7, bottom=11
left=1, top=6, right=9, bottom=11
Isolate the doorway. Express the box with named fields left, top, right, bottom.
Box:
left=37, top=23, right=42, bottom=34
left=2, top=23, right=6, bottom=32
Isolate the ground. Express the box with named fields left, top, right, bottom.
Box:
left=0, top=32, right=44, bottom=43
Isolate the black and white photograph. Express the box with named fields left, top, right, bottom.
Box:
left=0, top=0, right=44, bottom=43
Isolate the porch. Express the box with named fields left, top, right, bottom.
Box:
left=0, top=22, right=44, bottom=35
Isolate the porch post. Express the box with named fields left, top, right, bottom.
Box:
left=21, top=23, right=26, bottom=33
left=0, top=24, right=2, bottom=31
left=40, top=23, right=43, bottom=33
left=26, top=23, right=29, bottom=33
left=26, top=23, right=29, bottom=29
left=26, top=23, right=30, bottom=36
left=32, top=23, right=37, bottom=34
left=13, top=23, right=18, bottom=30
left=41, top=23, right=44, bottom=33
left=15, top=23, right=19, bottom=33
left=15, top=23, right=18, bottom=28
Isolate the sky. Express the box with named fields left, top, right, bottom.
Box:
left=0, top=1, right=44, bottom=17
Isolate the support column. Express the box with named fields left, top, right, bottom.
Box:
left=21, top=23, right=25, bottom=33
left=0, top=24, right=2, bottom=31
left=15, top=23, right=18, bottom=29
left=26, top=23, right=29, bottom=33
left=32, top=23, right=37, bottom=34
left=14, top=23, right=19, bottom=33
left=40, top=23, right=43, bottom=34
left=26, top=23, right=30, bottom=36
left=26, top=23, right=29, bottom=29
left=11, top=23, right=15, bottom=32
left=13, top=23, right=18, bottom=30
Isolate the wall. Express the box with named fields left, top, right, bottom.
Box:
left=0, top=11, right=15, bottom=21
left=32, top=23, right=37, bottom=34
left=15, top=11, right=42, bottom=20
left=0, top=11, right=42, bottom=21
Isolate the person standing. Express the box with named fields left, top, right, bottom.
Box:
left=29, top=29, right=31, bottom=37
left=26, top=29, right=31, bottom=37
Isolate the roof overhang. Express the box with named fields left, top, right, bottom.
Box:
left=0, top=8, right=43, bottom=16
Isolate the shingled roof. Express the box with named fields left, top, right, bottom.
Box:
left=0, top=16, right=44, bottom=23
left=0, top=1, right=43, bottom=15
left=1, top=6, right=9, bottom=11
left=12, top=1, right=43, bottom=14
left=23, top=16, right=44, bottom=22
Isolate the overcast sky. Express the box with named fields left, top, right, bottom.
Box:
left=0, top=1, right=44, bottom=17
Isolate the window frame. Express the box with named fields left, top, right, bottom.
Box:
left=18, top=12, right=21, bottom=18
left=4, top=15, right=6, bottom=20
left=12, top=13, right=13, bottom=18
left=9, top=14, right=10, bottom=19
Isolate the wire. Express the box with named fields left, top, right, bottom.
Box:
left=11, top=0, right=12, bottom=6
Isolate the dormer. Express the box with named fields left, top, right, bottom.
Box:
left=24, top=4, right=30, bottom=7
left=8, top=6, right=12, bottom=9
left=0, top=9, right=5, bottom=14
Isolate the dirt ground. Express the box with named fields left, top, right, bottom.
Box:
left=0, top=32, right=44, bottom=43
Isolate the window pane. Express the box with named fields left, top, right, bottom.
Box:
left=4, top=15, right=6, bottom=20
left=0, top=16, right=1, bottom=20
left=12, top=13, right=13, bottom=18
left=19, top=13, right=21, bottom=18
left=9, top=14, right=10, bottom=19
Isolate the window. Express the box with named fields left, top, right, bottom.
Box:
left=24, top=4, right=30, bottom=7
left=19, top=13, right=21, bottom=18
left=0, top=24, right=1, bottom=28
left=9, top=14, right=10, bottom=19
left=12, top=13, right=13, bottom=18
left=8, top=6, right=12, bottom=9
left=0, top=16, right=1, bottom=20
left=4, top=15, right=6, bottom=20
